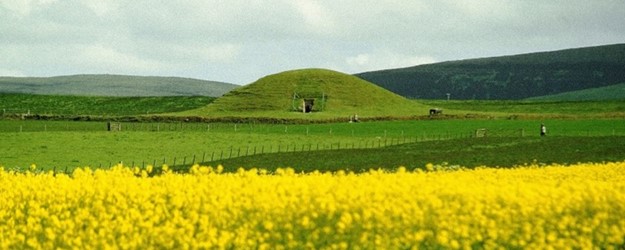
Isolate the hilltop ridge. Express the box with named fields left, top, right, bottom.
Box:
left=0, top=74, right=238, bottom=97
left=356, top=43, right=625, bottom=100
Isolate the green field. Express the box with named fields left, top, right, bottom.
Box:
left=2, top=92, right=624, bottom=171
left=420, top=99, right=625, bottom=117
left=1, top=119, right=624, bottom=171
left=204, top=136, right=625, bottom=173
left=0, top=93, right=215, bottom=116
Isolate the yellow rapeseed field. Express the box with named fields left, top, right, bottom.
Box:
left=1, top=162, right=624, bottom=249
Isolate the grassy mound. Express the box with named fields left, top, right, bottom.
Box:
left=181, top=68, right=430, bottom=119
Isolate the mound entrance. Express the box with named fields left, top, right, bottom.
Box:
left=292, top=92, right=326, bottom=113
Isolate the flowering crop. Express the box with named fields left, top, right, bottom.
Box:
left=1, top=162, right=624, bottom=249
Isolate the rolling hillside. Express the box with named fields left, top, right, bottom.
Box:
left=0, top=74, right=238, bottom=97
left=526, top=83, right=625, bottom=101
left=356, top=43, right=625, bottom=100
left=186, top=68, right=430, bottom=118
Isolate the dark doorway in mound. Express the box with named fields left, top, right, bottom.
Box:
left=303, top=99, right=314, bottom=113
left=292, top=92, right=326, bottom=113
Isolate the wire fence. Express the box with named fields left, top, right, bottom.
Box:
left=96, top=131, right=475, bottom=170
left=2, top=120, right=624, bottom=171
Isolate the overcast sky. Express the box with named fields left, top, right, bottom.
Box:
left=1, top=0, right=624, bottom=85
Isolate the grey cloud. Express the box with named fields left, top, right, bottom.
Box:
left=1, top=0, right=624, bottom=85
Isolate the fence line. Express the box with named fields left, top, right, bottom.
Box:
left=3, top=121, right=625, bottom=136
left=100, top=127, right=625, bottom=170
left=98, top=129, right=554, bottom=170
left=92, top=131, right=475, bottom=170
left=3, top=120, right=624, bottom=170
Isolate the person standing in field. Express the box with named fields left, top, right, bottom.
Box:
left=540, top=123, right=547, bottom=137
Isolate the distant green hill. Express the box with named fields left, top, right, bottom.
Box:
left=0, top=74, right=238, bottom=97
left=183, top=68, right=430, bottom=118
left=356, top=43, right=625, bottom=100
left=526, top=83, right=625, bottom=101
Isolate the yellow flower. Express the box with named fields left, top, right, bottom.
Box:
left=1, top=161, right=623, bottom=249
left=425, top=163, right=434, bottom=171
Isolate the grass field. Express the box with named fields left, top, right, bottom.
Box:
left=203, top=136, right=625, bottom=173
left=420, top=99, right=625, bottom=117
left=1, top=94, right=624, bottom=171
left=1, top=119, right=624, bottom=171
left=0, top=93, right=215, bottom=116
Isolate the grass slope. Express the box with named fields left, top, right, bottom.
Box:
left=356, top=43, right=625, bottom=100
left=181, top=68, right=431, bottom=119
left=202, top=136, right=625, bottom=172
left=0, top=93, right=215, bottom=116
left=526, top=83, right=625, bottom=101
left=0, top=74, right=238, bottom=97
